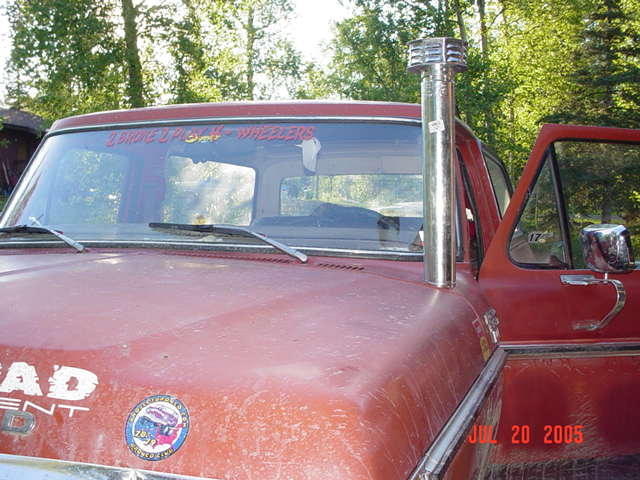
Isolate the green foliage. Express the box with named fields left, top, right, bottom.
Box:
left=546, top=0, right=640, bottom=128
left=4, top=0, right=306, bottom=116
left=160, top=0, right=305, bottom=102
left=326, top=1, right=428, bottom=102
left=226, top=0, right=303, bottom=100
left=6, top=0, right=127, bottom=121
left=48, top=149, right=127, bottom=224
left=4, top=0, right=639, bottom=193
left=165, top=0, right=227, bottom=103
left=293, top=63, right=334, bottom=100
left=325, top=0, right=515, bottom=167
left=484, top=0, right=585, bottom=173
left=556, top=141, right=640, bottom=260
left=324, top=0, right=640, bottom=183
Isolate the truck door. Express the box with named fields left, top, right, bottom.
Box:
left=478, top=124, right=640, bottom=473
left=480, top=124, right=640, bottom=342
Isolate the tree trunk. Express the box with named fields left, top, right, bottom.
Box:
left=121, top=0, right=145, bottom=107
left=245, top=5, right=256, bottom=100
left=601, top=195, right=613, bottom=224
left=477, top=0, right=494, bottom=144
left=477, top=0, right=488, bottom=56
left=452, top=0, right=468, bottom=44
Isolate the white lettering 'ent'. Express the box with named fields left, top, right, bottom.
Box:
left=47, top=365, right=99, bottom=401
left=0, top=362, right=44, bottom=396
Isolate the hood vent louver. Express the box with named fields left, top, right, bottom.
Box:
left=315, top=262, right=364, bottom=271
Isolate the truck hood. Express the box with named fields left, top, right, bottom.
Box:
left=0, top=249, right=486, bottom=480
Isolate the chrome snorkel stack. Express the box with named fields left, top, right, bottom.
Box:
left=408, top=37, right=467, bottom=288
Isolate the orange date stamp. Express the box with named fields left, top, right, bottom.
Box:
left=467, top=424, right=584, bottom=444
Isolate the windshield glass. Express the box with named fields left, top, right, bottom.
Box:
left=2, top=121, right=426, bottom=255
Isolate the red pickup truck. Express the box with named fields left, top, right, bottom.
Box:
left=0, top=39, right=638, bottom=480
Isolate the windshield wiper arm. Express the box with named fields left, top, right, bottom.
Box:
left=0, top=218, right=85, bottom=253
left=148, top=222, right=308, bottom=264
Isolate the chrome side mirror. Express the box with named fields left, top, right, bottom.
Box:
left=559, top=224, right=634, bottom=331
left=581, top=224, right=635, bottom=274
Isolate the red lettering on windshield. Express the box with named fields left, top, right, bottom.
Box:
left=105, top=125, right=317, bottom=147
left=158, top=127, right=170, bottom=143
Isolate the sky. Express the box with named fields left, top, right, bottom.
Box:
left=291, top=0, right=349, bottom=65
left=0, top=0, right=350, bottom=106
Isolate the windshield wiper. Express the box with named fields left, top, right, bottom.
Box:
left=148, top=222, right=308, bottom=264
left=0, top=217, right=85, bottom=253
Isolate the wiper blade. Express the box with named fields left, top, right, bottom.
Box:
left=148, top=222, right=308, bottom=264
left=0, top=218, right=85, bottom=253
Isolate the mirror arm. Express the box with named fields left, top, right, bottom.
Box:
left=560, top=274, right=627, bottom=331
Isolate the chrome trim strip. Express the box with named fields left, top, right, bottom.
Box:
left=0, top=453, right=217, bottom=480
left=409, top=348, right=507, bottom=480
left=47, top=116, right=422, bottom=137
left=300, top=246, right=422, bottom=260
left=502, top=341, right=640, bottom=357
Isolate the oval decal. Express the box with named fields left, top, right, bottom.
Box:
left=125, top=395, right=189, bottom=461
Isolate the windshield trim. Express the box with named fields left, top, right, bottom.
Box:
left=0, top=239, right=424, bottom=261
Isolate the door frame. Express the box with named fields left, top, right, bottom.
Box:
left=479, top=124, right=640, bottom=342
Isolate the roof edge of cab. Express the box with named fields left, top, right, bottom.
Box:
left=50, top=101, right=425, bottom=132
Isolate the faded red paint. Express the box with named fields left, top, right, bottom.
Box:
left=493, top=354, right=640, bottom=462
left=0, top=249, right=491, bottom=479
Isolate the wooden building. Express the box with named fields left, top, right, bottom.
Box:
left=0, top=108, right=44, bottom=194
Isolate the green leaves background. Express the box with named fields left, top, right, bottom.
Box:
left=3, top=0, right=640, bottom=179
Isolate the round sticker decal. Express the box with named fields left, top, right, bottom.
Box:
left=125, top=395, right=189, bottom=461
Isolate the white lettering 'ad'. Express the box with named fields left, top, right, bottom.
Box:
left=47, top=365, right=99, bottom=401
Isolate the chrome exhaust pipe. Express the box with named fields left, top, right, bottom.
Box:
left=407, top=37, right=467, bottom=288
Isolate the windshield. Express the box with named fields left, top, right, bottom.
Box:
left=1, top=121, right=427, bottom=255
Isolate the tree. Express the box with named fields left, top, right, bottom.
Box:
left=485, top=0, right=589, bottom=174
left=325, top=0, right=510, bottom=151
left=231, top=0, right=304, bottom=100
left=325, top=0, right=448, bottom=103
left=163, top=0, right=304, bottom=103
left=121, top=0, right=146, bottom=107
left=548, top=0, right=640, bottom=127
left=486, top=0, right=640, bottom=179
left=166, top=0, right=230, bottom=103
left=5, top=0, right=127, bottom=121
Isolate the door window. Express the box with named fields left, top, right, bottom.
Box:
left=510, top=155, right=569, bottom=267
left=510, top=140, right=640, bottom=269
left=483, top=148, right=512, bottom=218
left=555, top=141, right=640, bottom=268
